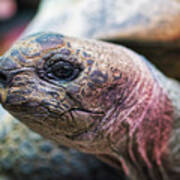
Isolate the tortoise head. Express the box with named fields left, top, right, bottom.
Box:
left=0, top=32, right=150, bottom=151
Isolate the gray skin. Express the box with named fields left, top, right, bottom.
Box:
left=0, top=0, right=180, bottom=180
left=0, top=107, right=122, bottom=180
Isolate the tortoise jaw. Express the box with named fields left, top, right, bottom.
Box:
left=0, top=67, right=9, bottom=104
left=0, top=87, right=8, bottom=104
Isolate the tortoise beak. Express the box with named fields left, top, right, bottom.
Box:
left=0, top=67, right=25, bottom=104
left=0, top=70, right=9, bottom=88
left=0, top=55, right=18, bottom=87
left=0, top=56, right=14, bottom=104
left=0, top=87, right=8, bottom=104
left=0, top=69, right=9, bottom=103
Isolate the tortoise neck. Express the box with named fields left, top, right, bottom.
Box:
left=96, top=57, right=178, bottom=179
left=141, top=55, right=180, bottom=121
left=162, top=78, right=180, bottom=178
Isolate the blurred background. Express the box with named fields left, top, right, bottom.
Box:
left=0, top=0, right=41, bottom=55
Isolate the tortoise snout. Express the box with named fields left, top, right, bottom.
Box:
left=0, top=71, right=8, bottom=86
left=0, top=55, right=20, bottom=87
left=0, top=70, right=12, bottom=87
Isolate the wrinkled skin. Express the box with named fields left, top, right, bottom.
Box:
left=0, top=110, right=121, bottom=180
left=0, top=32, right=179, bottom=180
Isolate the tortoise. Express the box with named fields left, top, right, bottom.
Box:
left=0, top=0, right=180, bottom=180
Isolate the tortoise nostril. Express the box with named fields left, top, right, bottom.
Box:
left=0, top=71, right=8, bottom=86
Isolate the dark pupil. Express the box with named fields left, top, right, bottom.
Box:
left=52, top=61, right=73, bottom=79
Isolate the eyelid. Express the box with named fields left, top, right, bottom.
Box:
left=50, top=54, right=67, bottom=61
left=44, top=53, right=73, bottom=68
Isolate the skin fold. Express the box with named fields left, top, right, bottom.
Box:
left=0, top=108, right=121, bottom=180
left=0, top=32, right=179, bottom=180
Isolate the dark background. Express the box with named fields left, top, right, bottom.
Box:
left=0, top=0, right=41, bottom=55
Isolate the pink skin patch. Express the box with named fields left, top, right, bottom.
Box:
left=100, top=56, right=173, bottom=176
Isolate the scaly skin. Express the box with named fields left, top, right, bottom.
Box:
left=0, top=32, right=179, bottom=180
left=0, top=107, right=122, bottom=180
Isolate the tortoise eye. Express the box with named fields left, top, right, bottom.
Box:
left=44, top=59, right=81, bottom=82
left=49, top=60, right=80, bottom=81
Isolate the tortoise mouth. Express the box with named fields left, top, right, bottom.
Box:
left=57, top=108, right=105, bottom=138
left=60, top=108, right=104, bottom=117
left=0, top=87, right=8, bottom=104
